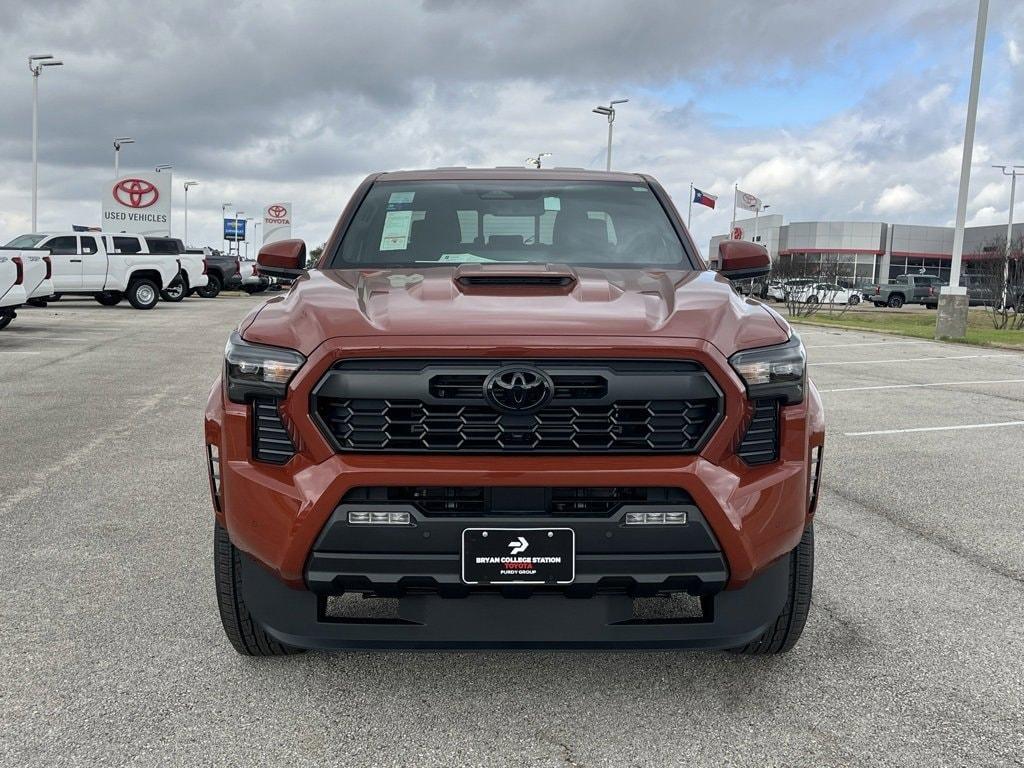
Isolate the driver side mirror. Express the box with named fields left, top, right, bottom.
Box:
left=717, top=240, right=771, bottom=280
left=257, top=239, right=306, bottom=279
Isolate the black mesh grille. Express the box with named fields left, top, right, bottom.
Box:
left=318, top=399, right=716, bottom=453
left=253, top=399, right=296, bottom=463
left=341, top=486, right=692, bottom=517
left=736, top=399, right=779, bottom=465
left=312, top=359, right=723, bottom=455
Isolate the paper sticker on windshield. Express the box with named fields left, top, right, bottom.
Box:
left=380, top=210, right=413, bottom=250
left=387, top=191, right=415, bottom=211
left=544, top=196, right=561, bottom=211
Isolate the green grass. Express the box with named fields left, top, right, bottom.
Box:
left=789, top=308, right=1024, bottom=349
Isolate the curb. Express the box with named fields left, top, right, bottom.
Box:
left=789, top=318, right=1024, bottom=351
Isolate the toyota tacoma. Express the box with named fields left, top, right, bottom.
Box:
left=205, top=168, right=824, bottom=654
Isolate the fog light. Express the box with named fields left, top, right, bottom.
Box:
left=348, top=510, right=411, bottom=525
left=624, top=511, right=687, bottom=525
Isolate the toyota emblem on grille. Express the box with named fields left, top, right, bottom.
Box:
left=484, top=366, right=553, bottom=412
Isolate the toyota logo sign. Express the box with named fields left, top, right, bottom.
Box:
left=113, top=178, right=159, bottom=209
left=267, top=204, right=288, bottom=219
left=484, top=366, right=553, bottom=412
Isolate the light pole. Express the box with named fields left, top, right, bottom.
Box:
left=234, top=211, right=245, bottom=257
left=113, top=137, right=134, bottom=179
left=244, top=218, right=254, bottom=259
left=29, top=54, right=63, bottom=232
left=938, top=0, right=989, bottom=340
left=526, top=152, right=552, bottom=169
left=221, top=203, right=232, bottom=253
left=155, top=165, right=173, bottom=236
left=183, top=181, right=199, bottom=246
left=993, top=164, right=1024, bottom=308
left=592, top=99, right=628, bottom=171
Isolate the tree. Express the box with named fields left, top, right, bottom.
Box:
left=970, top=236, right=1024, bottom=330
left=307, top=242, right=326, bottom=268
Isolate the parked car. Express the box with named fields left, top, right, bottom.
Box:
left=767, top=278, right=814, bottom=302
left=193, top=248, right=243, bottom=298
left=205, top=167, right=825, bottom=656
left=0, top=249, right=28, bottom=329
left=862, top=273, right=942, bottom=308
left=921, top=275, right=1023, bottom=309
left=4, top=232, right=180, bottom=309
left=239, top=259, right=271, bottom=294
left=14, top=249, right=54, bottom=307
left=143, top=237, right=209, bottom=302
left=788, top=282, right=861, bottom=305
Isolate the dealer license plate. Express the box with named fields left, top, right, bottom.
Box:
left=461, top=528, right=575, bottom=585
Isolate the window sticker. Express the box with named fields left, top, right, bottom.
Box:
left=386, top=191, right=415, bottom=211
left=380, top=210, right=413, bottom=250
left=544, top=196, right=561, bottom=211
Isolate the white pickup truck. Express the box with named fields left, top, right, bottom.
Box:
left=0, top=250, right=29, bottom=329
left=5, top=232, right=185, bottom=310
left=143, top=236, right=209, bottom=302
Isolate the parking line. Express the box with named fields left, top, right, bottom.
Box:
left=812, top=353, right=1012, bottom=366
left=809, top=340, right=935, bottom=348
left=845, top=421, right=1024, bottom=436
left=820, top=378, right=1024, bottom=393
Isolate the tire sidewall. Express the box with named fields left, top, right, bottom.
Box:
left=128, top=280, right=159, bottom=310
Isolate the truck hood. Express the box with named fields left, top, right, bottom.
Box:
left=241, top=265, right=790, bottom=358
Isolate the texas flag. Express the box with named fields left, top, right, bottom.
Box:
left=693, top=188, right=717, bottom=209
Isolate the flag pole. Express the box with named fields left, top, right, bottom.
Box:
left=688, top=182, right=693, bottom=228
left=731, top=183, right=737, bottom=239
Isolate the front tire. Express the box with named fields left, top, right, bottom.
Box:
left=160, top=276, right=188, bottom=302
left=848, top=294, right=860, bottom=305
left=126, top=279, right=159, bottom=310
left=730, top=525, right=814, bottom=655
left=214, top=524, right=303, bottom=657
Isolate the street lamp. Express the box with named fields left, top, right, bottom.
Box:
left=222, top=203, right=232, bottom=253
left=754, top=203, right=771, bottom=244
left=155, top=165, right=173, bottom=236
left=244, top=218, right=254, bottom=259
left=234, top=211, right=245, bottom=257
left=29, top=54, right=64, bottom=232
left=183, top=181, right=199, bottom=247
left=992, top=164, right=1024, bottom=308
left=526, top=152, right=552, bottom=169
left=938, top=0, right=989, bottom=340
left=113, top=137, right=134, bottom=179
left=592, top=98, right=628, bottom=171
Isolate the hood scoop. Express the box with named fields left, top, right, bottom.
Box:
left=454, top=263, right=578, bottom=292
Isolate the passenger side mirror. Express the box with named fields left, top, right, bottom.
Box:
left=257, top=239, right=306, bottom=279
left=717, top=240, right=771, bottom=281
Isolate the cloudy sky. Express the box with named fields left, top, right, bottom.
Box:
left=2, top=0, right=1023, bottom=256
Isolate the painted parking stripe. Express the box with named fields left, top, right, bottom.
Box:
left=812, top=353, right=1013, bottom=366
left=845, top=421, right=1024, bottom=436
left=820, top=378, right=1024, bottom=393
left=809, top=340, right=936, bottom=348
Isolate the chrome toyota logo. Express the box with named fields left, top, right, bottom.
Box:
left=267, top=204, right=288, bottom=218
left=484, top=366, right=553, bottom=412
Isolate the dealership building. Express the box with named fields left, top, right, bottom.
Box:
left=709, top=216, right=1022, bottom=287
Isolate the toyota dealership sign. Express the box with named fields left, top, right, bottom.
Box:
left=262, top=202, right=292, bottom=244
left=102, top=172, right=171, bottom=235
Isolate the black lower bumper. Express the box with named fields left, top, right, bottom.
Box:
left=239, top=552, right=790, bottom=651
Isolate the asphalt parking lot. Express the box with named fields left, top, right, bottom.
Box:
left=1, top=297, right=1023, bottom=768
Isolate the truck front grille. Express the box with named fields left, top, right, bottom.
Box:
left=311, top=359, right=723, bottom=455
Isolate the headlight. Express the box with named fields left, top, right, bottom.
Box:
left=728, top=334, right=806, bottom=404
left=224, top=330, right=305, bottom=403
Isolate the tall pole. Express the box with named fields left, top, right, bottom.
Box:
left=606, top=118, right=613, bottom=172
left=937, top=0, right=988, bottom=339
left=114, top=146, right=118, bottom=179
left=31, top=69, right=38, bottom=232
left=184, top=184, right=189, bottom=246
left=221, top=203, right=231, bottom=254
left=1005, top=171, right=1016, bottom=309
left=948, top=0, right=989, bottom=295
left=731, top=183, right=737, bottom=239
left=688, top=182, right=694, bottom=229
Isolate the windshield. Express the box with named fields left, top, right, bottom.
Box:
left=331, top=180, right=691, bottom=269
left=5, top=234, right=46, bottom=248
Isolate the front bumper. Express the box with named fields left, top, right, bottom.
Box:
left=238, top=548, right=789, bottom=650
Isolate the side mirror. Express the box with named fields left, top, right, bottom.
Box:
left=717, top=240, right=770, bottom=281
left=257, top=239, right=306, bottom=279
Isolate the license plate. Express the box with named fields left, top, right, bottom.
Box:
left=461, top=528, right=575, bottom=585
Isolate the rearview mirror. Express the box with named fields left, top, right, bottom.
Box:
left=257, top=239, right=306, bottom=279
left=717, top=240, right=770, bottom=281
